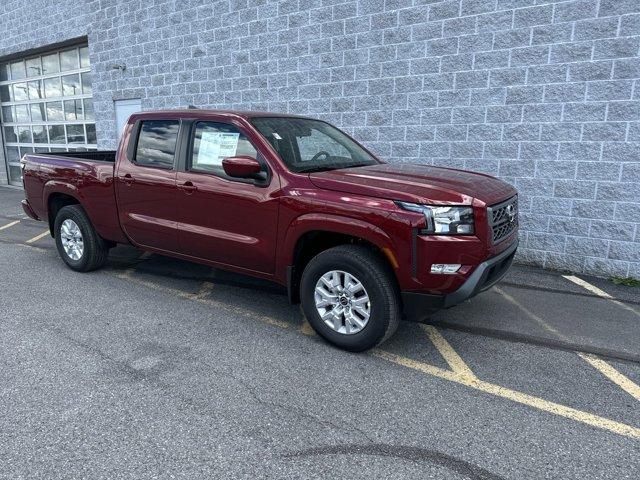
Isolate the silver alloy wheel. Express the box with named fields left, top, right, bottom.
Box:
left=60, top=219, right=84, bottom=261
left=314, top=270, right=371, bottom=335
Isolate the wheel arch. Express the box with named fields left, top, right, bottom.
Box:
left=282, top=214, right=400, bottom=304
left=45, top=185, right=82, bottom=237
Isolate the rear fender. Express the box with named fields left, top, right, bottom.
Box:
left=43, top=181, right=82, bottom=235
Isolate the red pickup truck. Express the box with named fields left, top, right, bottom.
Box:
left=21, top=110, right=518, bottom=351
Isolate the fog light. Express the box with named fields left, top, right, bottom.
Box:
left=430, top=264, right=461, bottom=274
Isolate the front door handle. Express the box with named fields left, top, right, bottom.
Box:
left=179, top=181, right=197, bottom=194
left=122, top=173, right=134, bottom=186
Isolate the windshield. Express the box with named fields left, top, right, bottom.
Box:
left=250, top=117, right=379, bottom=173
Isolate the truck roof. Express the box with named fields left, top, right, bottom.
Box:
left=129, top=109, right=313, bottom=121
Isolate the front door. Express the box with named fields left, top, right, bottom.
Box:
left=175, top=120, right=280, bottom=274
left=115, top=119, right=180, bottom=251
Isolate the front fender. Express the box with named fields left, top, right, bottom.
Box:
left=280, top=212, right=399, bottom=278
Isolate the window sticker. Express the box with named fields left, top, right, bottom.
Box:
left=196, top=131, right=239, bottom=166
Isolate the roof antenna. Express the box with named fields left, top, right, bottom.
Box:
left=187, top=104, right=199, bottom=109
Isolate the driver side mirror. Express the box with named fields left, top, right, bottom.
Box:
left=222, top=156, right=262, bottom=179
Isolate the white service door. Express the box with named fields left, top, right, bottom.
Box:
left=114, top=99, right=142, bottom=140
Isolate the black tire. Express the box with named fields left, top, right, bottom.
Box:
left=54, top=205, right=109, bottom=272
left=300, top=245, right=400, bottom=352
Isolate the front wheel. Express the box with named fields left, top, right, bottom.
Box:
left=54, top=205, right=109, bottom=272
left=300, top=245, right=400, bottom=352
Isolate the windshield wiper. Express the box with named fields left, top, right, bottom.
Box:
left=297, top=163, right=369, bottom=173
left=296, top=166, right=338, bottom=173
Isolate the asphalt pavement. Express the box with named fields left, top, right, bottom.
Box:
left=1, top=186, right=639, bottom=479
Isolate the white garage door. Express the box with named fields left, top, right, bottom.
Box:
left=0, top=45, right=96, bottom=185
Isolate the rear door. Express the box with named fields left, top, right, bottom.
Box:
left=174, top=120, right=280, bottom=274
left=115, top=119, right=180, bottom=251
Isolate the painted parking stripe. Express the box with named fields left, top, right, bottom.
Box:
left=421, top=324, right=477, bottom=381
left=26, top=230, right=50, bottom=244
left=496, top=286, right=640, bottom=403
left=578, top=353, right=640, bottom=402
left=563, top=275, right=639, bottom=317
left=105, top=271, right=640, bottom=440
left=372, top=349, right=640, bottom=440
left=0, top=220, right=20, bottom=231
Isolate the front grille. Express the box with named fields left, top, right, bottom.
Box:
left=487, top=196, right=518, bottom=244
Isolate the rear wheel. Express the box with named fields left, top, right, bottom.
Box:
left=300, top=245, right=400, bottom=352
left=54, top=205, right=109, bottom=272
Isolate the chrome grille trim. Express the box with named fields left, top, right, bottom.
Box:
left=487, top=195, right=518, bottom=244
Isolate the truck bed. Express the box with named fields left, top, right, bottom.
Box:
left=21, top=150, right=127, bottom=244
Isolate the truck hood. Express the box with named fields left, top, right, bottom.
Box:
left=308, top=163, right=516, bottom=206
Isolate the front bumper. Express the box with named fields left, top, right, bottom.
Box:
left=401, top=240, right=517, bottom=322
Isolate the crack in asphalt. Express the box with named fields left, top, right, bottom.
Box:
left=284, top=444, right=506, bottom=480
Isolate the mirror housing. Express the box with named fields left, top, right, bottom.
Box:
left=222, top=156, right=262, bottom=178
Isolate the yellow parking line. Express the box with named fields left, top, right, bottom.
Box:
left=496, top=286, right=640, bottom=403
left=563, top=275, right=639, bottom=317
left=26, top=230, right=50, bottom=244
left=496, top=287, right=563, bottom=337
left=421, top=324, right=477, bottom=380
left=107, top=270, right=640, bottom=440
left=578, top=353, right=640, bottom=402
left=0, top=220, right=20, bottom=231
left=372, top=350, right=640, bottom=440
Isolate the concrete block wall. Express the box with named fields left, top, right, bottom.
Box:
left=1, top=0, right=639, bottom=277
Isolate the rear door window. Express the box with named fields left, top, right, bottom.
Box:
left=135, top=120, right=179, bottom=169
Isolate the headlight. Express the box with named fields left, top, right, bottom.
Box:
left=396, top=202, right=474, bottom=235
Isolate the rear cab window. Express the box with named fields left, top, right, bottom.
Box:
left=135, top=120, right=180, bottom=169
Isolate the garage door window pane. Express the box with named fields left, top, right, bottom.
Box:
left=80, top=47, right=90, bottom=68
left=18, top=127, right=32, bottom=143
left=64, top=99, right=83, bottom=120
left=13, top=83, right=28, bottom=101
left=28, top=80, right=43, bottom=99
left=81, top=72, right=92, bottom=94
left=60, top=49, right=79, bottom=71
left=46, top=102, right=64, bottom=121
left=83, top=99, right=94, bottom=120
left=41, top=53, right=60, bottom=75
left=15, top=104, right=30, bottom=122
left=86, top=124, right=97, bottom=144
left=2, top=106, right=14, bottom=123
left=44, top=77, right=61, bottom=98
left=67, top=124, right=85, bottom=144
left=33, top=125, right=48, bottom=143
left=25, top=57, right=42, bottom=78
left=4, top=127, right=18, bottom=143
left=10, top=61, right=26, bottom=80
left=30, top=103, right=45, bottom=122
left=0, top=64, right=9, bottom=82
left=62, top=74, right=81, bottom=96
left=0, top=85, right=12, bottom=102
left=48, top=125, right=66, bottom=144
left=5, top=146, right=20, bottom=162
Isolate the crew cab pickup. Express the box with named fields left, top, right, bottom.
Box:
left=21, top=110, right=518, bottom=351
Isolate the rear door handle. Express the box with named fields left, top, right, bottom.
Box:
left=179, top=181, right=197, bottom=194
